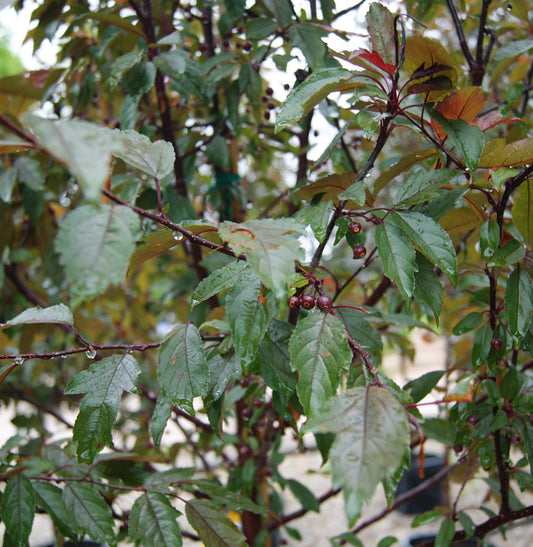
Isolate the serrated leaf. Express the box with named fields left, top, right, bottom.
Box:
left=289, top=23, right=327, bottom=70
left=404, top=371, right=445, bottom=404
left=186, top=499, right=247, bottom=547
left=338, top=180, right=366, bottom=206
left=192, top=479, right=265, bottom=514
left=389, top=210, right=457, bottom=286
left=144, top=468, right=195, bottom=492
left=335, top=308, right=383, bottom=364
left=479, top=220, right=500, bottom=261
left=192, top=261, right=249, bottom=306
left=414, top=253, right=443, bottom=323
left=452, top=312, right=483, bottom=335
left=505, top=267, right=533, bottom=345
left=512, top=180, right=533, bottom=247
left=65, top=354, right=141, bottom=462
left=479, top=137, right=533, bottom=168
left=55, top=204, right=140, bottom=305
left=207, top=350, right=242, bottom=400
left=488, top=239, right=525, bottom=267
left=63, top=482, right=116, bottom=546
left=153, top=50, right=188, bottom=79
left=34, top=482, right=78, bottom=540
left=494, top=39, right=533, bottom=64
left=158, top=323, right=209, bottom=407
left=129, top=492, right=182, bottom=547
left=289, top=313, right=351, bottom=415
left=226, top=269, right=274, bottom=370
left=305, top=386, right=410, bottom=526
left=393, top=169, right=456, bottom=207
left=128, top=229, right=180, bottom=274
left=1, top=473, right=35, bottom=546
left=239, top=62, right=262, bottom=107
left=219, top=219, right=305, bottom=299
left=294, top=199, right=333, bottom=243
left=110, top=129, right=175, bottom=180
left=120, top=61, right=156, bottom=96
left=434, top=87, right=486, bottom=123
left=25, top=115, right=121, bottom=202
left=1, top=304, right=73, bottom=330
left=366, top=2, right=395, bottom=64
left=151, top=392, right=173, bottom=447
left=375, top=219, right=417, bottom=300
left=276, top=68, right=353, bottom=131
left=287, top=479, right=320, bottom=512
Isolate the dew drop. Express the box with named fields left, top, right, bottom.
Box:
left=172, top=231, right=184, bottom=242
left=85, top=348, right=96, bottom=359
left=191, top=299, right=200, bottom=307
left=14, top=356, right=24, bottom=365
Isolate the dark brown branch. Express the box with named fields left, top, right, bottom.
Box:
left=496, top=165, right=533, bottom=229
left=493, top=428, right=511, bottom=516
left=0, top=114, right=37, bottom=145
left=138, top=0, right=187, bottom=196
left=521, top=57, right=533, bottom=116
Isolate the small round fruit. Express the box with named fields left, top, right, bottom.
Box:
left=288, top=295, right=300, bottom=309
left=353, top=245, right=367, bottom=259
left=453, top=444, right=463, bottom=454
left=253, top=399, right=263, bottom=409
left=301, top=294, right=316, bottom=310
left=317, top=295, right=332, bottom=311
left=240, top=377, right=250, bottom=388
left=265, top=87, right=274, bottom=96
left=242, top=407, right=253, bottom=419
left=349, top=221, right=362, bottom=234
left=491, top=338, right=503, bottom=351
left=466, top=415, right=479, bottom=426
left=242, top=40, right=252, bottom=51
left=510, top=433, right=521, bottom=445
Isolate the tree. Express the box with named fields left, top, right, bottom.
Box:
left=1, top=0, right=533, bottom=545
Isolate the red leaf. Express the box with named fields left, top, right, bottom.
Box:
left=434, top=87, right=486, bottom=123
left=357, top=49, right=396, bottom=76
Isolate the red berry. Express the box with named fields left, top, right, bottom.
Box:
left=317, top=295, right=332, bottom=311
left=453, top=444, right=463, bottom=454
left=349, top=221, right=362, bottom=234
left=253, top=399, right=263, bottom=409
left=264, top=111, right=270, bottom=121
left=242, top=407, right=252, bottom=418
left=265, top=87, right=274, bottom=96
left=491, top=338, right=503, bottom=351
left=242, top=40, right=252, bottom=51
left=240, top=377, right=250, bottom=388
left=510, top=433, right=521, bottom=445
left=353, top=245, right=367, bottom=259
left=466, top=415, right=479, bottom=426
left=301, top=294, right=315, bottom=310
left=288, top=295, right=300, bottom=309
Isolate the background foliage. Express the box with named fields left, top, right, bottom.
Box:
left=1, top=0, right=533, bottom=545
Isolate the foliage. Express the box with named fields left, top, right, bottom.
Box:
left=1, top=0, right=533, bottom=545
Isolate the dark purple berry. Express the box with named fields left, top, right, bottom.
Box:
left=349, top=221, right=362, bottom=234
left=466, top=415, right=479, bottom=426
left=253, top=399, right=263, bottom=409
left=317, top=295, right=332, bottom=311
left=453, top=444, right=463, bottom=454
left=491, top=338, right=503, bottom=351
left=288, top=295, right=300, bottom=309
left=510, top=433, right=521, bottom=445
left=301, top=294, right=315, bottom=310
left=242, top=407, right=252, bottom=418
left=353, top=245, right=367, bottom=259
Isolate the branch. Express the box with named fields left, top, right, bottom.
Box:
left=102, top=188, right=245, bottom=260
left=496, top=165, right=533, bottom=229
left=0, top=114, right=37, bottom=145
left=493, top=428, right=511, bottom=516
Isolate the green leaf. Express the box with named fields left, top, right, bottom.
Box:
left=185, top=499, right=247, bottom=547
left=151, top=392, right=173, bottom=447
left=62, top=482, right=116, bottom=546
left=192, top=479, right=266, bottom=514
left=305, top=386, right=410, bottom=526
left=153, top=50, right=188, bottom=79
left=422, top=417, right=456, bottom=445
left=108, top=51, right=144, bottom=90
left=239, top=63, right=262, bottom=107
left=258, top=319, right=298, bottom=396
left=457, top=511, right=476, bottom=539
left=335, top=308, right=383, bottom=364
left=15, top=156, right=44, bottom=190
left=289, top=313, right=351, bottom=415
left=55, top=204, right=140, bottom=305
left=65, top=354, right=141, bottom=462
left=389, top=210, right=457, bottom=286
left=276, top=68, right=353, bottom=131
left=219, top=218, right=306, bottom=299
left=206, top=136, right=231, bottom=171
left=377, top=537, right=398, bottom=547
left=289, top=23, right=327, bottom=70
left=452, top=312, right=483, bottom=335
left=287, top=479, right=320, bottom=512
left=393, top=169, right=456, bottom=207
left=0, top=166, right=16, bottom=202
left=158, top=323, right=209, bottom=408
left=246, top=18, right=277, bottom=40
left=226, top=269, right=274, bottom=370
left=404, top=371, right=445, bottom=403
left=488, top=239, right=525, bottom=267
left=338, top=181, right=366, bottom=206
left=375, top=219, right=417, bottom=300
left=512, top=180, right=533, bottom=247
left=192, top=261, right=249, bottom=306
left=432, top=113, right=484, bottom=172
left=224, top=0, right=246, bottom=20
left=129, top=492, right=182, bottom=547
left=294, top=199, right=333, bottom=243
left=479, top=137, right=533, bottom=168
left=33, top=482, right=78, bottom=540
left=366, top=2, right=395, bottom=64
left=414, top=253, right=443, bottom=323
left=1, top=304, right=73, bottom=330
left=472, top=323, right=493, bottom=368
left=207, top=351, right=242, bottom=400
left=120, top=61, right=156, bottom=96
left=435, top=517, right=455, bottom=547
left=111, top=129, right=175, bottom=180
left=494, top=39, right=533, bottom=64
left=1, top=473, right=35, bottom=546
left=505, top=267, right=533, bottom=345
left=263, top=0, right=293, bottom=27
left=479, top=220, right=500, bottom=261
left=26, top=115, right=121, bottom=202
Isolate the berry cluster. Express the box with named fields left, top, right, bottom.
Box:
left=287, top=293, right=332, bottom=311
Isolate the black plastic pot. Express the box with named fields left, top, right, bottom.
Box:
left=396, top=453, right=445, bottom=514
